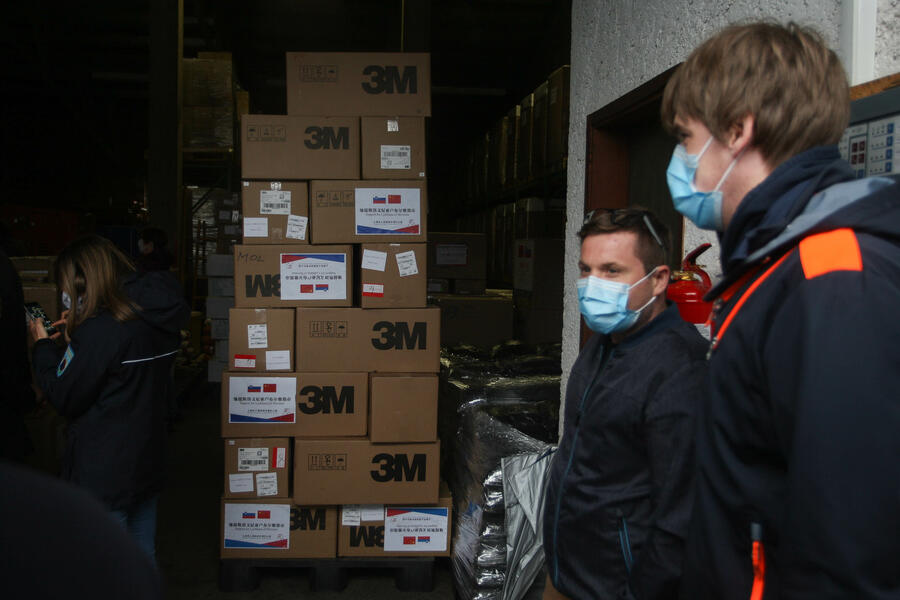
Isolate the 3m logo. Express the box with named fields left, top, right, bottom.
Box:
left=371, top=321, right=427, bottom=350
left=304, top=126, right=350, bottom=150
left=290, top=507, right=327, bottom=531
left=370, top=453, right=427, bottom=482
left=361, top=65, right=417, bottom=95
left=245, top=274, right=280, bottom=298
left=298, top=385, right=354, bottom=415
left=349, top=525, right=384, bottom=548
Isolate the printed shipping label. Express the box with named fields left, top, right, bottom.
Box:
left=255, top=473, right=278, bottom=497
left=243, top=217, right=269, bottom=238
left=274, top=447, right=286, bottom=469
left=361, top=505, right=385, bottom=522
left=228, top=377, right=297, bottom=424
left=380, top=145, right=412, bottom=170
left=229, top=473, right=254, bottom=493
left=247, top=324, right=268, bottom=349
left=355, top=188, right=421, bottom=236
left=238, top=447, right=269, bottom=471
left=384, top=507, right=449, bottom=552
left=285, top=215, right=308, bottom=241
left=341, top=506, right=362, bottom=527
left=265, top=350, right=291, bottom=370
left=435, top=243, right=468, bottom=266
left=280, top=253, right=347, bottom=301
left=362, top=283, right=384, bottom=297
left=361, top=249, right=388, bottom=272
left=260, top=190, right=291, bottom=215
left=223, top=503, right=290, bottom=550
left=234, top=354, right=257, bottom=369
left=396, top=251, right=419, bottom=277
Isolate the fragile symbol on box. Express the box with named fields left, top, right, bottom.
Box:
left=309, top=320, right=348, bottom=338
left=308, top=453, right=347, bottom=471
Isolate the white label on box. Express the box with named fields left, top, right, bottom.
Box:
left=384, top=507, right=449, bottom=552
left=361, top=505, right=385, bottom=522
left=362, top=283, right=384, bottom=298
left=355, top=188, right=421, bottom=236
left=270, top=182, right=282, bottom=191
left=341, top=506, right=362, bottom=527
left=233, top=354, right=257, bottom=369
left=436, top=243, right=468, bottom=266
left=280, top=253, right=347, bottom=301
left=243, top=217, right=269, bottom=238
left=361, top=249, right=388, bottom=272
left=285, top=215, right=308, bottom=241
left=228, top=377, right=296, bottom=424
left=223, top=503, right=290, bottom=550
left=381, top=145, right=411, bottom=170
left=256, top=473, right=278, bottom=497
left=238, top=447, right=269, bottom=471
left=275, top=447, right=286, bottom=468
left=513, top=239, right=536, bottom=291
left=396, top=251, right=419, bottom=277
left=228, top=473, right=254, bottom=493
left=265, top=350, right=291, bottom=370
left=387, top=119, right=399, bottom=132
left=260, top=190, right=291, bottom=215
left=247, top=324, right=268, bottom=349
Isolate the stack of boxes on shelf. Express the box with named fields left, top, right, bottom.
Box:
left=221, top=52, right=452, bottom=561
left=205, top=253, right=235, bottom=383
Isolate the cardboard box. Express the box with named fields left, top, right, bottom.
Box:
left=427, top=233, right=486, bottom=280
left=531, top=81, right=549, bottom=173
left=361, top=117, right=426, bottom=180
left=240, top=115, right=360, bottom=180
left=233, top=244, right=353, bottom=308
left=11, top=256, right=55, bottom=282
left=206, top=254, right=234, bottom=276
left=293, top=439, right=440, bottom=505
left=221, top=499, right=336, bottom=559
left=451, top=279, right=487, bottom=295
left=22, top=284, right=59, bottom=321
left=223, top=438, right=291, bottom=498
left=221, top=372, right=369, bottom=438
left=286, top=52, right=431, bottom=117
left=359, top=244, right=426, bottom=309
left=430, top=293, right=514, bottom=349
left=208, top=277, right=234, bottom=297
left=228, top=308, right=295, bottom=372
left=369, top=373, right=437, bottom=443
left=183, top=58, right=233, bottom=106
left=516, top=93, right=534, bottom=183
left=504, top=106, right=520, bottom=189
left=515, top=197, right=566, bottom=239
left=295, top=307, right=440, bottom=373
left=309, top=180, right=427, bottom=244
left=513, top=238, right=565, bottom=310
left=338, top=491, right=452, bottom=557
left=241, top=181, right=310, bottom=245
left=547, top=66, right=570, bottom=166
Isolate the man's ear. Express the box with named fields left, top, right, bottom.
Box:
left=727, top=114, right=755, bottom=155
left=653, top=265, right=671, bottom=298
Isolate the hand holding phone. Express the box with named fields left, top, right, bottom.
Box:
left=25, top=302, right=58, bottom=338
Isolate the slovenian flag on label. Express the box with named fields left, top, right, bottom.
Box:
left=373, top=196, right=387, bottom=204
left=242, top=512, right=256, bottom=519
left=247, top=385, right=261, bottom=392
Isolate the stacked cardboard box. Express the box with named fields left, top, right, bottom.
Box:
left=513, top=238, right=564, bottom=344
left=205, top=254, right=235, bottom=383
left=183, top=56, right=235, bottom=149
left=220, top=52, right=450, bottom=561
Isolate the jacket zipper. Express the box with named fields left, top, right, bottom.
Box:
left=618, top=515, right=634, bottom=575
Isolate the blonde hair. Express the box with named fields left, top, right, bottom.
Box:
left=55, top=235, right=138, bottom=334
left=661, top=22, right=850, bottom=169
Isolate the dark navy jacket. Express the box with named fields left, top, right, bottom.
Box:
left=681, top=147, right=900, bottom=599
left=32, top=270, right=189, bottom=510
left=543, top=303, right=708, bottom=599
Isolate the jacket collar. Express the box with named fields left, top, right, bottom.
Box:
left=612, top=302, right=684, bottom=351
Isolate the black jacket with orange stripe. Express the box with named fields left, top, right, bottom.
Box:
left=680, top=146, right=900, bottom=600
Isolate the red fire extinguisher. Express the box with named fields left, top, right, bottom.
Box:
left=668, top=243, right=713, bottom=324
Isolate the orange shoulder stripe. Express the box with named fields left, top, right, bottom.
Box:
left=798, top=228, right=862, bottom=279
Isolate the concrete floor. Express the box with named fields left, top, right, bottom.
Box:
left=157, top=382, right=455, bottom=599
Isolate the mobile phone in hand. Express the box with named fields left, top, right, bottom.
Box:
left=24, top=302, right=58, bottom=336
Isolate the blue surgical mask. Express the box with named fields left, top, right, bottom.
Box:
left=666, top=136, right=739, bottom=231
left=61, top=291, right=84, bottom=311
left=577, top=268, right=658, bottom=334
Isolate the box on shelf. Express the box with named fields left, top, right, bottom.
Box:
left=358, top=243, right=426, bottom=308
left=513, top=238, right=565, bottom=310
left=286, top=52, right=431, bottom=117
left=531, top=80, right=549, bottom=173
left=293, top=438, right=440, bottom=505
left=295, top=307, right=440, bottom=373
left=206, top=254, right=235, bottom=277
left=233, top=244, right=353, bottom=308
left=183, top=58, right=233, bottom=107
left=361, top=117, right=426, bottom=180
left=228, top=308, right=295, bottom=372
left=241, top=181, right=310, bottom=245
left=504, top=105, right=520, bottom=189
left=206, top=296, right=235, bottom=319
left=223, top=438, right=291, bottom=498
left=221, top=499, right=336, bottom=559
left=547, top=65, right=570, bottom=166
left=516, top=93, right=534, bottom=183
left=240, top=115, right=360, bottom=180
left=426, top=233, right=486, bottom=280
left=309, top=180, right=427, bottom=244
left=430, top=293, right=514, bottom=349
left=208, top=277, right=234, bottom=297
left=369, top=373, right=438, bottom=443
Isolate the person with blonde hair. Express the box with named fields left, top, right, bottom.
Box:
left=28, top=234, right=189, bottom=561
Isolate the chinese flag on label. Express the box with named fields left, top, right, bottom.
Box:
left=403, top=536, right=416, bottom=545
left=263, top=383, right=277, bottom=393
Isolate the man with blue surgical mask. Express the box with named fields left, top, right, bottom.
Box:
left=542, top=208, right=708, bottom=600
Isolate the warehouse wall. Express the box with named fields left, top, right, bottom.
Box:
left=561, top=0, right=899, bottom=434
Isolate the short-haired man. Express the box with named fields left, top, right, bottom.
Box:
left=542, top=208, right=708, bottom=599
left=662, top=22, right=900, bottom=598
